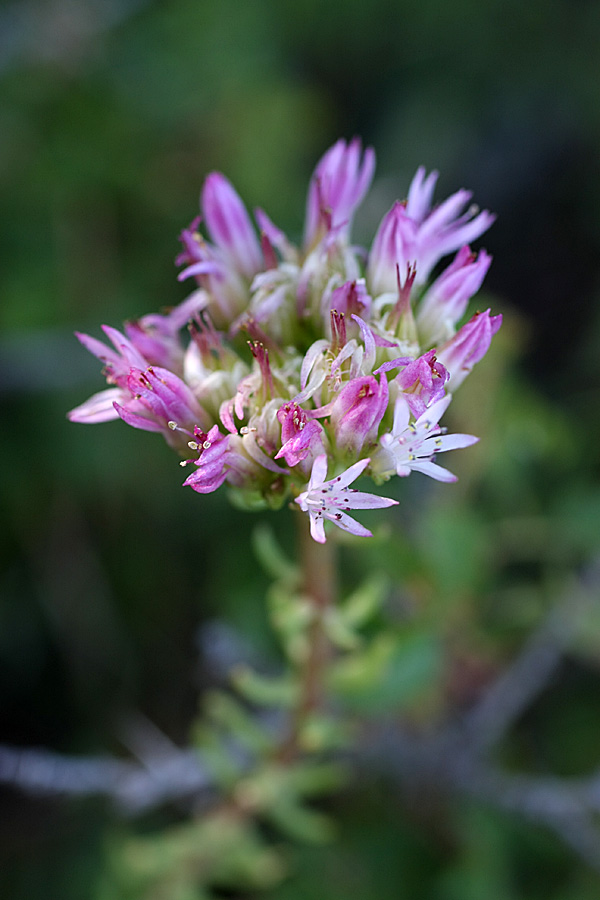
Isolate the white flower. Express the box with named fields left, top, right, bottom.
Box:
left=373, top=395, right=478, bottom=483
left=295, top=454, right=397, bottom=543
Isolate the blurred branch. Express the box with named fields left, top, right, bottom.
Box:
left=461, top=560, right=600, bottom=753
left=0, top=740, right=212, bottom=815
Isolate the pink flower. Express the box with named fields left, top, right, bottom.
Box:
left=304, top=138, right=375, bottom=247
left=295, top=454, right=397, bottom=543
left=113, top=366, right=211, bottom=450
left=407, top=167, right=495, bottom=284
left=201, top=173, right=262, bottom=278
left=327, top=280, right=372, bottom=329
left=367, top=201, right=417, bottom=297
left=328, top=374, right=389, bottom=455
left=376, top=350, right=449, bottom=418
left=417, top=246, right=492, bottom=346
left=67, top=326, right=149, bottom=424
left=436, top=309, right=502, bottom=389
left=275, top=403, right=324, bottom=469
left=183, top=425, right=231, bottom=494
left=176, top=218, right=247, bottom=326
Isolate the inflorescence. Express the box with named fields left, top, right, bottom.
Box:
left=69, top=139, right=501, bottom=542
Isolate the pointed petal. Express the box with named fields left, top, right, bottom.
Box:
left=67, top=388, right=123, bottom=423
left=308, top=453, right=329, bottom=489
left=328, top=456, right=371, bottom=489
left=336, top=491, right=398, bottom=510
left=433, top=433, right=479, bottom=452
left=113, top=402, right=163, bottom=432
left=409, top=459, right=457, bottom=482
left=415, top=394, right=452, bottom=430
left=309, top=510, right=327, bottom=543
left=324, top=509, right=373, bottom=538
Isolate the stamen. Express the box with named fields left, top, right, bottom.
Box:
left=189, top=311, right=223, bottom=363
left=388, top=262, right=417, bottom=331
left=168, top=420, right=195, bottom=438
left=248, top=340, right=275, bottom=400
left=330, top=309, right=347, bottom=354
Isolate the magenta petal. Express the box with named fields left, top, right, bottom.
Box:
left=202, top=173, right=262, bottom=278
left=113, top=402, right=163, bottom=432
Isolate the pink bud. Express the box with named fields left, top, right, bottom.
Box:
left=201, top=173, right=262, bottom=278
left=304, top=138, right=375, bottom=247
left=330, top=374, right=389, bottom=455
left=436, top=310, right=502, bottom=389
left=367, top=202, right=417, bottom=296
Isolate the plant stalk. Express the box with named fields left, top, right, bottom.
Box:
left=277, top=513, right=338, bottom=761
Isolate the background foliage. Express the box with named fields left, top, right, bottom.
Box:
left=1, top=0, right=600, bottom=897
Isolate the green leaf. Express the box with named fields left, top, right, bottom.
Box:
left=204, top=690, right=272, bottom=754
left=330, top=631, right=442, bottom=714
left=341, top=573, right=389, bottom=628
left=252, top=523, right=299, bottom=584
left=232, top=664, right=299, bottom=707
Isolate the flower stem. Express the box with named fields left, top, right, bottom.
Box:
left=278, top=514, right=337, bottom=761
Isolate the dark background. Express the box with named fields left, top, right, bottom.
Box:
left=1, top=1, right=600, bottom=897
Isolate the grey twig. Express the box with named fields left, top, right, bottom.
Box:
left=0, top=742, right=212, bottom=815
left=462, top=567, right=597, bottom=754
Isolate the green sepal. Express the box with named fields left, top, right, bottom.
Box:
left=228, top=487, right=269, bottom=512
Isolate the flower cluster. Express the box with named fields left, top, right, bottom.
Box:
left=69, top=139, right=501, bottom=542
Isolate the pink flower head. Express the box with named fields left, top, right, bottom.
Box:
left=201, top=173, right=262, bottom=278
left=375, top=394, right=478, bottom=483
left=304, top=138, right=375, bottom=247
left=295, top=454, right=398, bottom=543
left=417, top=246, right=492, bottom=346
left=328, top=374, right=389, bottom=455
left=367, top=201, right=417, bottom=297
left=70, top=138, right=500, bottom=542
left=436, top=309, right=502, bottom=389
left=275, top=402, right=324, bottom=469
